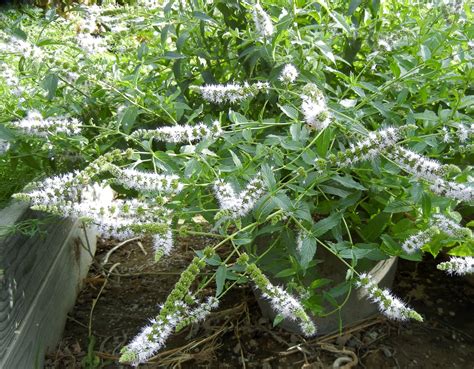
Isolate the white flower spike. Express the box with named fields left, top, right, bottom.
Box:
left=437, top=257, right=474, bottom=276
left=357, top=273, right=422, bottom=321
left=279, top=64, right=299, bottom=83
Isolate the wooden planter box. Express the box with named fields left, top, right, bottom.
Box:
left=0, top=201, right=96, bottom=369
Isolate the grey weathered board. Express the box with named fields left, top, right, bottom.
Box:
left=0, top=201, right=96, bottom=369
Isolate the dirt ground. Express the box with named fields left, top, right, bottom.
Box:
left=45, top=235, right=474, bottom=369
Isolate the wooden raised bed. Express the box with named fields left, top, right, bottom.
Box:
left=0, top=201, right=96, bottom=369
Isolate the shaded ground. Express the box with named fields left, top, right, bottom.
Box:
left=45, top=236, right=474, bottom=369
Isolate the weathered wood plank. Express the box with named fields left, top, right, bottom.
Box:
left=0, top=202, right=96, bottom=369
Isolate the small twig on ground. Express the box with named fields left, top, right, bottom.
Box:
left=88, top=262, right=121, bottom=337
left=101, top=237, right=140, bottom=265
left=66, top=315, right=89, bottom=330
left=320, top=343, right=358, bottom=369
left=136, top=240, right=147, bottom=255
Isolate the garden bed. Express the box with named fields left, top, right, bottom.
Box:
left=45, top=235, right=473, bottom=369
left=0, top=202, right=96, bottom=369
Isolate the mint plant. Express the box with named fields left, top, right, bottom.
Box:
left=0, top=0, right=472, bottom=366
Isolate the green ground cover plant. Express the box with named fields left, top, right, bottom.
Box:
left=0, top=0, right=473, bottom=366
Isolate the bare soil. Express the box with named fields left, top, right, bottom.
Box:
left=45, top=235, right=474, bottom=369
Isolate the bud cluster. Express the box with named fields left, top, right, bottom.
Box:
left=246, top=262, right=316, bottom=336
left=387, top=146, right=447, bottom=181
left=301, top=83, right=331, bottom=131
left=120, top=293, right=218, bottom=366
left=152, top=229, right=174, bottom=262
left=199, top=82, right=270, bottom=104
left=106, top=165, right=184, bottom=195
left=328, top=127, right=402, bottom=167
left=252, top=3, right=274, bottom=38
left=0, top=62, right=23, bottom=96
left=430, top=178, right=474, bottom=202
left=120, top=254, right=213, bottom=366
left=0, top=139, right=10, bottom=154
left=442, top=123, right=474, bottom=144
left=13, top=110, right=81, bottom=138
left=401, top=214, right=472, bottom=254
left=279, top=64, right=299, bottom=83
left=214, top=171, right=266, bottom=220
left=0, top=30, right=43, bottom=60
left=76, top=33, right=108, bottom=55
left=437, top=256, right=474, bottom=276
left=131, top=120, right=222, bottom=143
left=356, top=273, right=423, bottom=321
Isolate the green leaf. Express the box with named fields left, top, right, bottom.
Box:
left=380, top=234, right=400, bottom=254
left=184, top=158, right=200, bottom=178
left=422, top=193, right=432, bottom=218
left=327, top=281, right=351, bottom=299
left=314, top=40, right=336, bottom=64
left=229, top=149, right=242, bottom=169
left=0, top=125, right=15, bottom=140
left=216, top=265, right=227, bottom=296
left=162, top=51, right=186, bottom=59
left=275, top=268, right=297, bottom=278
left=420, top=44, right=431, bottom=61
left=261, top=163, right=276, bottom=190
left=310, top=278, right=332, bottom=289
left=278, top=104, right=298, bottom=120
left=413, top=110, right=438, bottom=122
left=332, top=175, right=366, bottom=190
left=299, top=233, right=317, bottom=268
left=11, top=27, right=27, bottom=40
left=459, top=95, right=474, bottom=109
left=273, top=313, right=285, bottom=327
left=42, top=73, right=58, bottom=100
left=348, top=0, right=362, bottom=14
left=193, top=11, right=218, bottom=24
left=384, top=199, right=413, bottom=213
left=119, top=106, right=139, bottom=134
left=229, top=110, right=247, bottom=124
left=312, top=213, right=342, bottom=238
left=328, top=12, right=351, bottom=34
left=242, top=128, right=252, bottom=141
left=361, top=212, right=391, bottom=242
left=273, top=193, right=293, bottom=211
left=448, top=239, right=474, bottom=256
left=319, top=184, right=351, bottom=198
left=314, top=128, right=334, bottom=157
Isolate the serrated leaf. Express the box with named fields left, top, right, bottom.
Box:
left=193, top=11, right=218, bottom=24
left=229, top=110, right=247, bottom=124
left=242, top=128, right=252, bottom=141
left=329, top=12, right=351, bottom=34
left=273, top=193, right=292, bottom=211
left=278, top=104, right=298, bottom=120
left=216, top=265, right=227, bottom=296
left=312, top=213, right=342, bottom=237
left=420, top=44, right=431, bottom=61
left=119, top=106, right=139, bottom=134
left=361, top=212, right=391, bottom=242
left=229, top=149, right=242, bottom=169
left=0, top=125, right=15, bottom=140
left=261, top=163, right=276, bottom=190
left=310, top=278, right=332, bottom=289
left=314, top=40, right=336, bottom=63
left=332, top=175, right=366, bottom=190
left=162, top=51, right=186, bottom=59
left=273, top=313, right=285, bottom=327
left=42, top=73, right=58, bottom=100
left=384, top=199, right=413, bottom=213
left=275, top=268, right=297, bottom=278
left=298, top=233, right=317, bottom=268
